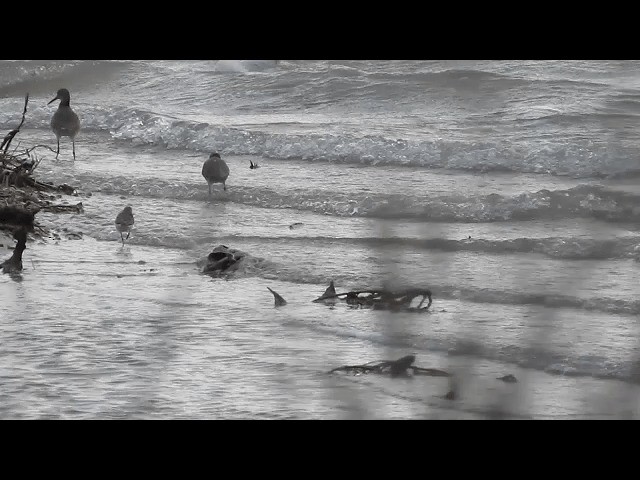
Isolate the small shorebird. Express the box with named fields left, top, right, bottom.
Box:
left=202, top=152, right=230, bottom=195
left=1, top=228, right=27, bottom=274
left=115, top=206, right=134, bottom=246
left=48, top=88, right=81, bottom=160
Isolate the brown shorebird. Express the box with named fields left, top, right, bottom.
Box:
left=48, top=88, right=81, bottom=160
left=202, top=152, right=230, bottom=195
left=115, top=206, right=134, bottom=246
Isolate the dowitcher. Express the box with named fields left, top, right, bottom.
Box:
left=48, top=88, right=81, bottom=160
left=202, top=152, right=230, bottom=195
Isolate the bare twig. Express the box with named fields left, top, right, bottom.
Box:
left=24, top=145, right=57, bottom=156
left=1, top=93, right=29, bottom=153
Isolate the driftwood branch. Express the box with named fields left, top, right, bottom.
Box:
left=24, top=144, right=57, bottom=156
left=313, top=288, right=433, bottom=311
left=1, top=93, right=29, bottom=153
left=329, top=355, right=450, bottom=377
left=411, top=366, right=450, bottom=377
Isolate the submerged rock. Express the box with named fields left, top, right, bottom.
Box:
left=197, top=244, right=274, bottom=279
left=199, top=245, right=247, bottom=276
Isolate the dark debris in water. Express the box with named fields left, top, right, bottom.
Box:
left=201, top=245, right=246, bottom=276
left=329, top=355, right=450, bottom=378
left=267, top=287, right=287, bottom=307
left=497, top=374, right=518, bottom=383
left=0, top=205, right=34, bottom=229
left=313, top=287, right=432, bottom=312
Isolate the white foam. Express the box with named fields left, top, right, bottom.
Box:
left=214, top=60, right=279, bottom=73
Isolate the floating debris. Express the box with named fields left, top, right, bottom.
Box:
left=267, top=287, right=287, bottom=307
left=329, top=355, right=449, bottom=378
left=314, top=288, right=432, bottom=312
left=313, top=280, right=337, bottom=303
left=497, top=374, right=518, bottom=383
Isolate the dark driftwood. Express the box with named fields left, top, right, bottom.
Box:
left=329, top=355, right=450, bottom=378
left=314, top=288, right=432, bottom=311
left=0, top=206, right=35, bottom=228
left=312, top=281, right=337, bottom=302
left=13, top=176, right=76, bottom=195
left=412, top=367, right=450, bottom=377
left=40, top=202, right=84, bottom=214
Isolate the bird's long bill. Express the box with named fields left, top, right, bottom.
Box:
left=47, top=96, right=59, bottom=105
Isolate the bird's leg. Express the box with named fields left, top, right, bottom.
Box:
left=120, top=232, right=125, bottom=246
left=208, top=183, right=212, bottom=196
left=126, top=230, right=130, bottom=240
left=72, top=140, right=76, bottom=161
left=56, top=138, right=60, bottom=159
left=223, top=182, right=227, bottom=191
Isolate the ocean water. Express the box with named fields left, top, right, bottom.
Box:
left=1, top=60, right=640, bottom=419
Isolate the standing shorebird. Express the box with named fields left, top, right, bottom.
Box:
left=202, top=152, right=230, bottom=196
left=115, top=206, right=135, bottom=246
left=48, top=88, right=81, bottom=160
left=1, top=228, right=27, bottom=274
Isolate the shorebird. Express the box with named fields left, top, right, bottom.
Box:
left=48, top=88, right=81, bottom=160
left=1, top=228, right=27, bottom=274
left=202, top=152, right=230, bottom=195
left=115, top=206, right=134, bottom=246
